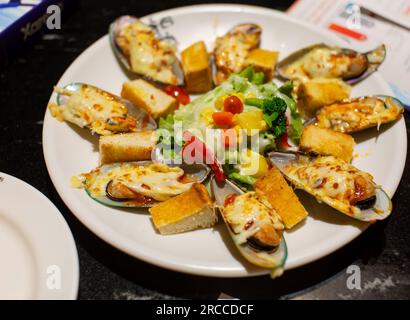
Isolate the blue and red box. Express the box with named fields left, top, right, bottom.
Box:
left=0, top=0, right=77, bottom=65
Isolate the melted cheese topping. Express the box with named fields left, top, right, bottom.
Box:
left=283, top=47, right=356, bottom=81
left=52, top=85, right=136, bottom=135
left=78, top=163, right=192, bottom=202
left=117, top=21, right=179, bottom=85
left=222, top=192, right=283, bottom=245
left=214, top=27, right=260, bottom=84
left=316, top=97, right=403, bottom=133
left=284, top=156, right=375, bottom=216
left=215, top=36, right=250, bottom=74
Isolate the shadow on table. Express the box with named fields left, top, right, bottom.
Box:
left=46, top=175, right=391, bottom=300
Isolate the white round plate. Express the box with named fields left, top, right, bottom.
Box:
left=42, top=4, right=407, bottom=277
left=0, top=173, right=79, bottom=299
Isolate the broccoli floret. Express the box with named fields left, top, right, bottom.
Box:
left=245, top=97, right=287, bottom=137
left=262, top=97, right=287, bottom=115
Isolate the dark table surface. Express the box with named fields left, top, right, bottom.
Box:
left=0, top=0, right=409, bottom=300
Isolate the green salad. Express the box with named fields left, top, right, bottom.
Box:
left=157, top=66, right=303, bottom=189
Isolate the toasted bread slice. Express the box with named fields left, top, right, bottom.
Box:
left=245, top=48, right=279, bottom=81
left=149, top=183, right=216, bottom=235
left=300, top=125, right=355, bottom=162
left=297, top=78, right=351, bottom=118
left=255, top=166, right=308, bottom=229
left=181, top=41, right=213, bottom=94
left=121, top=79, right=177, bottom=119
left=99, top=130, right=157, bottom=164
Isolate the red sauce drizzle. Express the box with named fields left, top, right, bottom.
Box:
left=177, top=175, right=195, bottom=184
left=224, top=194, right=237, bottom=207
left=244, top=220, right=254, bottom=230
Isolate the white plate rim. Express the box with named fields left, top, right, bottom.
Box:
left=42, top=4, right=407, bottom=277
left=0, top=172, right=79, bottom=299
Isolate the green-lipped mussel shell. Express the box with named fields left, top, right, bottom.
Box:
left=267, top=151, right=392, bottom=221
left=210, top=176, right=287, bottom=277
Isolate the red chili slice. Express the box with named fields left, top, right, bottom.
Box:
left=181, top=131, right=226, bottom=182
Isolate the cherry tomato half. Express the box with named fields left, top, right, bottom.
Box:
left=223, top=95, right=243, bottom=114
left=212, top=111, right=235, bottom=127
left=164, top=85, right=190, bottom=106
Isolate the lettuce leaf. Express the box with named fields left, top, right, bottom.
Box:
left=278, top=81, right=294, bottom=98
left=158, top=114, right=174, bottom=132
left=289, top=112, right=303, bottom=145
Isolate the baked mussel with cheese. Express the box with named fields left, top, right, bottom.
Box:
left=74, top=162, right=210, bottom=208
left=109, top=16, right=184, bottom=85
left=211, top=177, right=287, bottom=278
left=49, top=83, right=156, bottom=135
left=276, top=43, right=386, bottom=84
left=268, top=151, right=392, bottom=221
left=315, top=95, right=404, bottom=133
left=213, top=23, right=262, bottom=84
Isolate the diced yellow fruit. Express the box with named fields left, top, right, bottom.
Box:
left=200, top=106, right=215, bottom=126
left=256, top=156, right=269, bottom=178
left=239, top=149, right=268, bottom=178
left=233, top=125, right=244, bottom=145
left=215, top=94, right=228, bottom=110
left=235, top=109, right=267, bottom=135
left=233, top=92, right=245, bottom=103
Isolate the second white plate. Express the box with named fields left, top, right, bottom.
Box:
left=0, top=173, right=79, bottom=299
